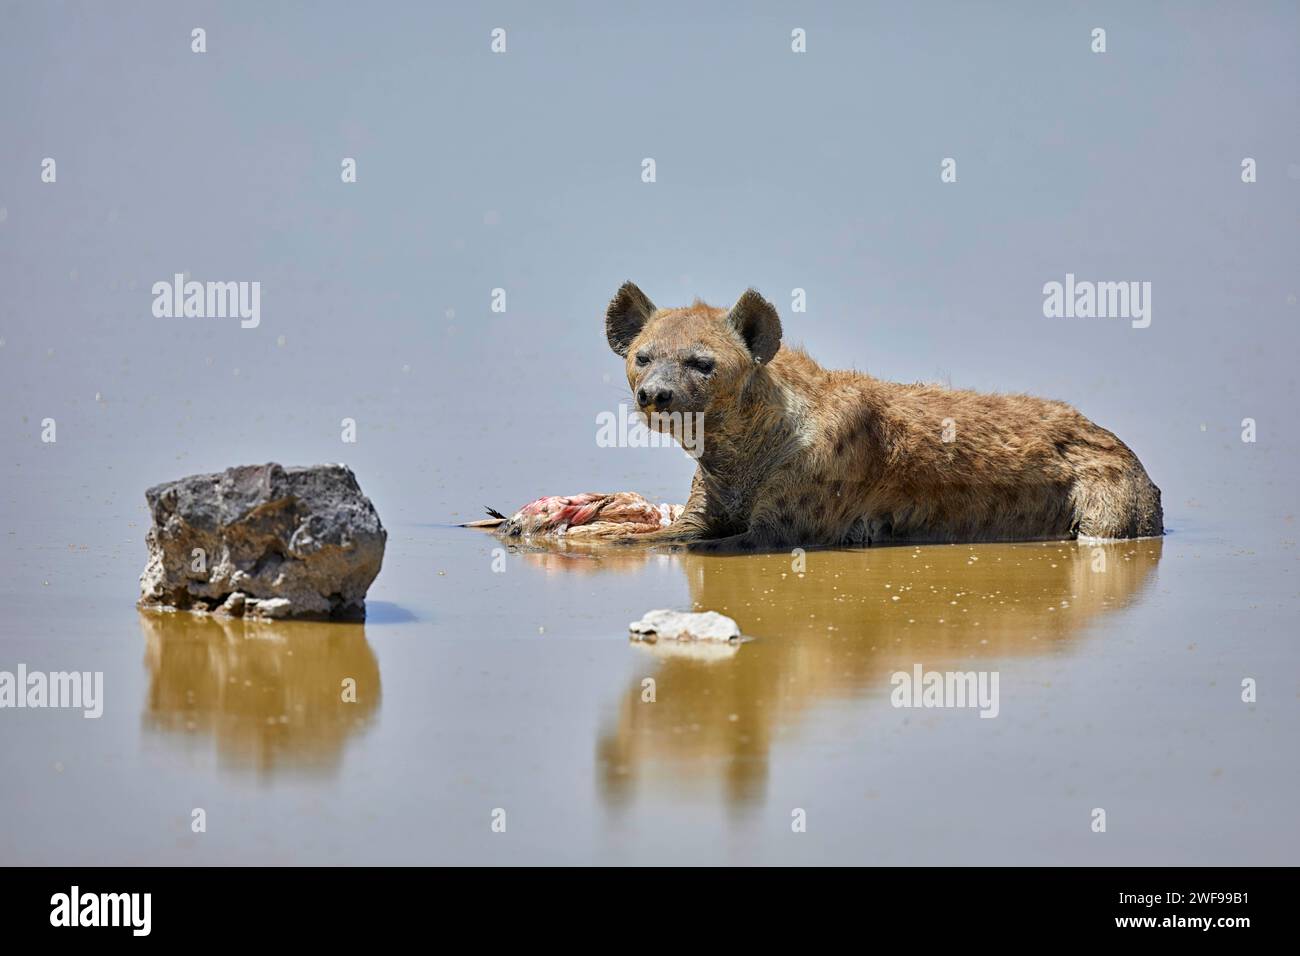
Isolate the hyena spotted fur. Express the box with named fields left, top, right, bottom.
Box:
left=606, top=282, right=1163, bottom=553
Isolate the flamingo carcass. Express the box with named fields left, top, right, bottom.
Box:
left=463, top=492, right=684, bottom=539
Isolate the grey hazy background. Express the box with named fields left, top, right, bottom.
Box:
left=1, top=1, right=1297, bottom=865
left=2, top=0, right=1296, bottom=524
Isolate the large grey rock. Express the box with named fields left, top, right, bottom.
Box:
left=138, top=463, right=386, bottom=620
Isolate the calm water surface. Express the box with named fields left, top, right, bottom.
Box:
left=2, top=514, right=1295, bottom=865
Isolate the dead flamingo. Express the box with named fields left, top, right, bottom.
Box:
left=463, top=492, right=683, bottom=539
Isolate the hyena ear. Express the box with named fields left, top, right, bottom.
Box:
left=606, top=281, right=657, bottom=356
left=727, top=288, right=782, bottom=365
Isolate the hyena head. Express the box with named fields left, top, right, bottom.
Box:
left=605, top=282, right=782, bottom=433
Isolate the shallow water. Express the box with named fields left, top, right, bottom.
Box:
left=2, top=2, right=1297, bottom=864
left=3, top=518, right=1296, bottom=865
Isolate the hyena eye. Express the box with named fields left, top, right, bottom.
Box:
left=635, top=353, right=651, bottom=367
left=685, top=356, right=715, bottom=375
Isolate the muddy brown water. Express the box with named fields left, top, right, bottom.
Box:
left=3, top=519, right=1295, bottom=864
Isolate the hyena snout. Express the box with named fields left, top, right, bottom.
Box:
left=636, top=385, right=673, bottom=411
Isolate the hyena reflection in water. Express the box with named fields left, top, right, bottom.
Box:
left=595, top=538, right=1163, bottom=806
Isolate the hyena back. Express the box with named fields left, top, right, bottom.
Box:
left=606, top=282, right=1163, bottom=552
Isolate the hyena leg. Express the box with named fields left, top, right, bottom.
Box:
left=617, top=523, right=705, bottom=545
left=614, top=471, right=711, bottom=545
left=611, top=511, right=711, bottom=545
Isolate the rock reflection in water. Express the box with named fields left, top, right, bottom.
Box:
left=139, top=610, right=381, bottom=776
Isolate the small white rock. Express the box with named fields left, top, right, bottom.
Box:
left=628, top=609, right=741, bottom=643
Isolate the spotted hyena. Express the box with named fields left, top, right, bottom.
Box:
left=606, top=282, right=1163, bottom=553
